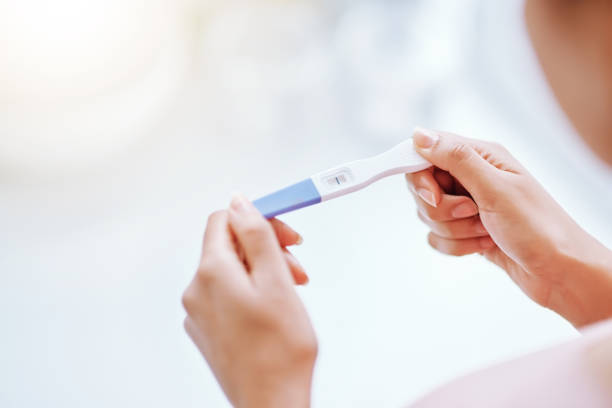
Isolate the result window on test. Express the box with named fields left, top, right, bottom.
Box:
left=323, top=169, right=352, bottom=187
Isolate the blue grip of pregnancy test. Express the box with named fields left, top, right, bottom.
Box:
left=253, top=179, right=322, bottom=219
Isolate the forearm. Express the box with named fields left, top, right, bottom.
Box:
left=550, top=234, right=612, bottom=328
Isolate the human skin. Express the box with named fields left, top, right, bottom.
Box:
left=525, top=0, right=612, bottom=165
left=406, top=128, right=612, bottom=328
left=184, top=131, right=612, bottom=405
left=411, top=318, right=612, bottom=408
left=182, top=198, right=316, bottom=408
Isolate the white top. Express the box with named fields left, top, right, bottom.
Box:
left=311, top=139, right=431, bottom=201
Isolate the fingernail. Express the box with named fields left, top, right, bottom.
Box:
left=286, top=253, right=309, bottom=284
left=295, top=235, right=304, bottom=245
left=230, top=194, right=255, bottom=214
left=413, top=127, right=439, bottom=149
left=417, top=188, right=437, bottom=207
left=451, top=202, right=478, bottom=218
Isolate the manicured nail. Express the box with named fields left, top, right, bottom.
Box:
left=451, top=202, right=478, bottom=218
left=230, top=194, right=255, bottom=214
left=413, top=127, right=439, bottom=149
left=286, top=252, right=309, bottom=284
left=417, top=188, right=437, bottom=207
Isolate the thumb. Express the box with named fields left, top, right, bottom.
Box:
left=412, top=128, right=500, bottom=200
left=228, top=194, right=291, bottom=288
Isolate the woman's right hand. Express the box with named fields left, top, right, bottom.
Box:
left=406, top=128, right=612, bottom=327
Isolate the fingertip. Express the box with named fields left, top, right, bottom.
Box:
left=417, top=188, right=437, bottom=207
left=296, top=272, right=310, bottom=286
left=229, top=193, right=261, bottom=220
left=284, top=250, right=309, bottom=285
left=411, top=169, right=442, bottom=207
left=229, top=193, right=249, bottom=212
left=270, top=218, right=304, bottom=247
left=413, top=127, right=440, bottom=149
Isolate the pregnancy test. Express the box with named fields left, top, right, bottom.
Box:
left=253, top=138, right=431, bottom=219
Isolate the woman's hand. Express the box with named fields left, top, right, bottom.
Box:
left=182, top=196, right=317, bottom=408
left=406, top=128, right=612, bottom=327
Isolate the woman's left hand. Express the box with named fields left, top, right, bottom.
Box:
left=182, top=195, right=317, bottom=408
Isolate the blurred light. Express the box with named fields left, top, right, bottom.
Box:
left=0, top=0, right=193, bottom=175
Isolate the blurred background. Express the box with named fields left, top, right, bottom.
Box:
left=1, top=0, right=611, bottom=407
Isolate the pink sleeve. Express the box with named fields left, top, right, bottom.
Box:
left=410, top=318, right=612, bottom=408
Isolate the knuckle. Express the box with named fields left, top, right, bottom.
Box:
left=196, top=258, right=223, bottom=286
left=490, top=141, right=509, bottom=155
left=489, top=141, right=504, bottom=151
left=449, top=142, right=472, bottom=163
left=293, top=337, right=319, bottom=363
left=242, top=218, right=271, bottom=240
left=181, top=286, right=199, bottom=313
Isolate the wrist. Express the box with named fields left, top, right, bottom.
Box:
left=240, top=383, right=311, bottom=408
left=237, top=367, right=314, bottom=408
left=548, top=233, right=612, bottom=328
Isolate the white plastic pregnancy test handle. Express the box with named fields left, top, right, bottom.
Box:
left=311, top=138, right=432, bottom=201
left=252, top=138, right=432, bottom=219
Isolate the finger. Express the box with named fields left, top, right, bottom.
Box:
left=417, top=211, right=489, bottom=239
left=405, top=168, right=442, bottom=207
left=433, top=168, right=454, bottom=192
left=413, top=128, right=500, bottom=200
left=201, top=210, right=238, bottom=259
left=413, top=192, right=479, bottom=222
left=427, top=232, right=496, bottom=256
left=284, top=249, right=309, bottom=285
left=228, top=194, right=291, bottom=287
left=231, top=212, right=306, bottom=285
left=199, top=210, right=246, bottom=283
left=270, top=218, right=303, bottom=247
